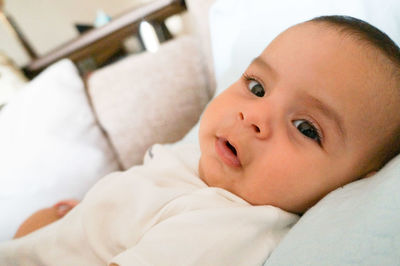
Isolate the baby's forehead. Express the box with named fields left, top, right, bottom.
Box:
left=262, top=21, right=395, bottom=82
left=270, top=22, right=370, bottom=54
left=292, top=20, right=399, bottom=70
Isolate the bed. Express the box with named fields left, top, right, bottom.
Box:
left=1, top=0, right=399, bottom=264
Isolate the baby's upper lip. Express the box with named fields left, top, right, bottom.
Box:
left=218, top=135, right=242, bottom=166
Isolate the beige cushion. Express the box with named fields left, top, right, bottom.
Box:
left=0, top=52, right=27, bottom=107
left=88, top=36, right=210, bottom=169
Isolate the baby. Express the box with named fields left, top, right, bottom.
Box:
left=1, top=15, right=400, bottom=265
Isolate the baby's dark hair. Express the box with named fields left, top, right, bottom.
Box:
left=310, top=15, right=400, bottom=169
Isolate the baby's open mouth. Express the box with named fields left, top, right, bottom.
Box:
left=226, top=141, right=237, bottom=156
left=215, top=137, right=241, bottom=167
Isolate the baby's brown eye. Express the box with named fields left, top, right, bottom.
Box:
left=248, top=80, right=265, bottom=97
left=293, top=119, right=321, bottom=144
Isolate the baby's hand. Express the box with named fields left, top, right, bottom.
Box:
left=53, top=199, right=80, bottom=217
left=14, top=199, right=80, bottom=238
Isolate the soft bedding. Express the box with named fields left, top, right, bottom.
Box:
left=0, top=60, right=120, bottom=241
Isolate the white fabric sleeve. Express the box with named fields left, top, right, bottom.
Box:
left=109, top=206, right=297, bottom=266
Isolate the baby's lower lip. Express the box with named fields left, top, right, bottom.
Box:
left=215, top=137, right=241, bottom=168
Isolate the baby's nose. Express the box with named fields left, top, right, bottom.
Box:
left=238, top=111, right=269, bottom=139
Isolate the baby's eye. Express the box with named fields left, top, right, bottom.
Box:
left=248, top=80, right=265, bottom=97
left=293, top=119, right=321, bottom=144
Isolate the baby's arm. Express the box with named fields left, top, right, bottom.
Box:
left=14, top=199, right=79, bottom=238
left=0, top=170, right=137, bottom=265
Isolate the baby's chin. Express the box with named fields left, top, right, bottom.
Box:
left=243, top=193, right=317, bottom=215
left=283, top=197, right=323, bottom=215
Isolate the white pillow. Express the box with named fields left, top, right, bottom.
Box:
left=0, top=60, right=120, bottom=241
left=208, top=0, right=400, bottom=264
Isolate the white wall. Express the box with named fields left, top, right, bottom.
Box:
left=0, top=0, right=153, bottom=66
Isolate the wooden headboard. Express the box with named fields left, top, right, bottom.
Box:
left=22, top=0, right=186, bottom=78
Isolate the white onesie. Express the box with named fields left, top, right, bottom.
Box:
left=0, top=143, right=298, bottom=266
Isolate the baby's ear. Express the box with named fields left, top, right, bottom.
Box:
left=364, top=171, right=377, bottom=178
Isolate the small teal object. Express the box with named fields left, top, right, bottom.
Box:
left=94, top=9, right=111, bottom=27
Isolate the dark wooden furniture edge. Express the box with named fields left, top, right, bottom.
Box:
left=23, top=0, right=186, bottom=77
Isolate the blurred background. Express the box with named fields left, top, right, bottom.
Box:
left=0, top=0, right=189, bottom=106
left=0, top=0, right=146, bottom=66
left=0, top=0, right=168, bottom=66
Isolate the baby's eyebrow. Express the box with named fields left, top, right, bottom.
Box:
left=251, top=57, right=277, bottom=77
left=303, top=93, right=346, bottom=138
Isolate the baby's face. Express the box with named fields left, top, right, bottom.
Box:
left=198, top=22, right=397, bottom=213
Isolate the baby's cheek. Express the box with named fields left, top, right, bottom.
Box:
left=257, top=159, right=316, bottom=204
left=198, top=155, right=219, bottom=186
